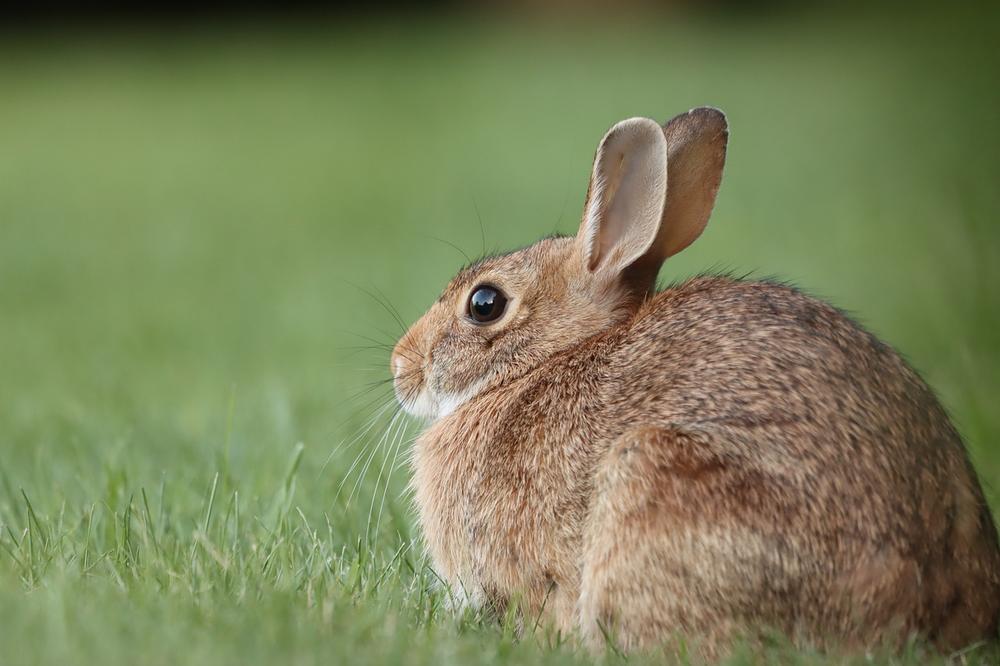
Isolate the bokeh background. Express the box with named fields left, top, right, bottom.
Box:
left=1, top=2, right=998, bottom=664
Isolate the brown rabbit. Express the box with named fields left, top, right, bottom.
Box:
left=390, top=108, right=1000, bottom=657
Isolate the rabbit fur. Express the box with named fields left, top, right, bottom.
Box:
left=390, top=108, right=1000, bottom=656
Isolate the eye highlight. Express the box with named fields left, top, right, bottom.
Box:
left=467, top=285, right=508, bottom=324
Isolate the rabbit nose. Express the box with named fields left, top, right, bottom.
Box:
left=391, top=354, right=405, bottom=379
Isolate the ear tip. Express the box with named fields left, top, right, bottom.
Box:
left=599, top=117, right=668, bottom=154
left=663, top=106, right=729, bottom=146
left=689, top=105, right=726, bottom=117
left=608, top=116, right=665, bottom=136
left=685, top=106, right=728, bottom=130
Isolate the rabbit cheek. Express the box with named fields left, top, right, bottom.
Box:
left=425, top=353, right=488, bottom=419
left=423, top=328, right=496, bottom=416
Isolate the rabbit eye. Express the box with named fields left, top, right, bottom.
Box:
left=468, top=285, right=508, bottom=324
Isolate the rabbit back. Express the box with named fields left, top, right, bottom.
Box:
left=578, top=275, right=1000, bottom=651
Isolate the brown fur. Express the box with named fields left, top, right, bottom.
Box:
left=391, top=109, right=1000, bottom=658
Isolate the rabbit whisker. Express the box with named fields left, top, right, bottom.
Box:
left=347, top=408, right=404, bottom=508
left=325, top=398, right=397, bottom=483
left=367, top=411, right=411, bottom=544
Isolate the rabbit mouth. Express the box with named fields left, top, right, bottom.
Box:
left=394, top=383, right=468, bottom=421
left=395, top=382, right=438, bottom=420
left=392, top=363, right=435, bottom=419
left=394, top=370, right=481, bottom=421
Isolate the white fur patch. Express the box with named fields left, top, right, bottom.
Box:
left=396, top=385, right=438, bottom=420
left=398, top=382, right=484, bottom=421
left=434, top=376, right=487, bottom=419
left=435, top=389, right=475, bottom=419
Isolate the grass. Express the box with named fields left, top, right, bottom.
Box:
left=1, top=5, right=999, bottom=664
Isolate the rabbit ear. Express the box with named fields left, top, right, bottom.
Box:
left=655, top=107, right=728, bottom=260
left=577, top=108, right=728, bottom=294
left=577, top=117, right=668, bottom=276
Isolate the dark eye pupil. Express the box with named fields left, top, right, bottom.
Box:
left=468, top=286, right=507, bottom=323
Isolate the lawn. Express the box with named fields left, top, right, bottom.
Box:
left=1, top=6, right=998, bottom=665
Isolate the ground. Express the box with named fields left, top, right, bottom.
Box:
left=0, top=6, right=998, bottom=665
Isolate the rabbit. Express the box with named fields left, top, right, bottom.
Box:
left=389, top=107, right=1000, bottom=657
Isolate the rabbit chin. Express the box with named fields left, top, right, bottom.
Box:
left=398, top=383, right=482, bottom=421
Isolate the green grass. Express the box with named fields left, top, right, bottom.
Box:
left=1, top=6, right=999, bottom=664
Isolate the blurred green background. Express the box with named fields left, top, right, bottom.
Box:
left=1, top=4, right=998, bottom=664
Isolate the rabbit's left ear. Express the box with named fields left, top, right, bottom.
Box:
left=577, top=107, right=728, bottom=294
left=577, top=117, right=668, bottom=277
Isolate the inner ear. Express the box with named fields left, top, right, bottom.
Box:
left=579, top=118, right=668, bottom=275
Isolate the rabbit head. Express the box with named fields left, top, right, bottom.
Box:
left=391, top=108, right=728, bottom=420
